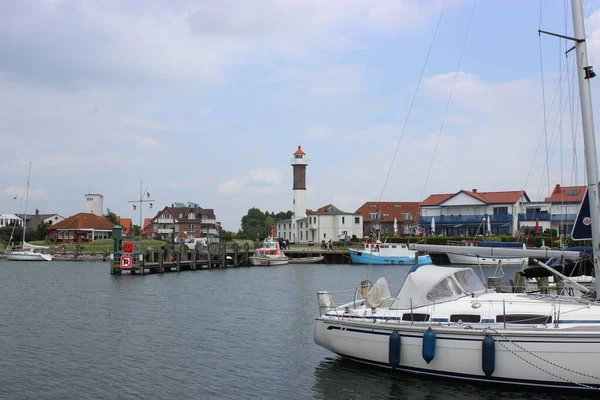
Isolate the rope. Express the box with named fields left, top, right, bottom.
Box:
left=420, top=0, right=477, bottom=202
left=539, top=8, right=552, bottom=206
left=480, top=326, right=600, bottom=390
left=377, top=0, right=448, bottom=201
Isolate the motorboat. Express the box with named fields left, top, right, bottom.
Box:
left=349, top=241, right=432, bottom=266
left=249, top=229, right=289, bottom=266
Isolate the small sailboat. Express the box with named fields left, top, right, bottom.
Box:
left=5, top=163, right=52, bottom=262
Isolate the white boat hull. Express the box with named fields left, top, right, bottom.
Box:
left=447, top=252, right=528, bottom=265
left=249, top=256, right=289, bottom=266
left=314, top=319, right=600, bottom=389
left=5, top=251, right=53, bottom=261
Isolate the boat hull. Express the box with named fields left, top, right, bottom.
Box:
left=349, top=249, right=431, bottom=265
left=249, top=256, right=289, bottom=266
left=314, top=318, right=600, bottom=389
left=5, top=252, right=53, bottom=261
left=289, top=256, right=324, bottom=264
left=447, top=252, right=528, bottom=265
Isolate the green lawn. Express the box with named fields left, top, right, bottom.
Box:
left=28, top=239, right=168, bottom=252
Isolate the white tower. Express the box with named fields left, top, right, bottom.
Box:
left=291, top=145, right=308, bottom=219
left=84, top=193, right=104, bottom=215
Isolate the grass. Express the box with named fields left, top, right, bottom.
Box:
left=28, top=239, right=168, bottom=252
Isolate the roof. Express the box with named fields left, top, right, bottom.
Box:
left=294, top=145, right=305, bottom=155
left=355, top=202, right=420, bottom=222
left=421, top=190, right=529, bottom=206
left=544, top=184, right=586, bottom=203
left=0, top=213, right=22, bottom=220
left=17, top=213, right=63, bottom=229
left=116, top=217, right=132, bottom=234
left=307, top=204, right=359, bottom=216
left=48, top=213, right=116, bottom=231
left=150, top=205, right=216, bottom=223
left=143, top=218, right=152, bottom=229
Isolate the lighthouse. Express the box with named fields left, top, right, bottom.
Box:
left=291, top=145, right=308, bottom=219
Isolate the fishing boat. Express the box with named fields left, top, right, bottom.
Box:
left=249, top=228, right=289, bottom=266
left=314, top=0, right=600, bottom=390
left=445, top=240, right=528, bottom=266
left=5, top=163, right=52, bottom=262
left=289, top=255, right=324, bottom=264
left=349, top=241, right=432, bottom=265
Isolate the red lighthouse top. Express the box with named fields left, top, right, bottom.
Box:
left=294, top=145, right=305, bottom=155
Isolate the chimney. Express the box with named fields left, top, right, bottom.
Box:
left=472, top=189, right=477, bottom=193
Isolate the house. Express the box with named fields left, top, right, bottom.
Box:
left=419, top=189, right=530, bottom=236
left=355, top=201, right=420, bottom=237
left=17, top=210, right=64, bottom=230
left=142, top=218, right=152, bottom=238
left=116, top=217, right=133, bottom=236
left=47, top=213, right=116, bottom=243
left=150, top=202, right=219, bottom=242
left=0, top=214, right=23, bottom=228
left=276, top=204, right=363, bottom=244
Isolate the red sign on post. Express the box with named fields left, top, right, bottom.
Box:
left=120, top=255, right=132, bottom=269
left=123, top=241, right=134, bottom=253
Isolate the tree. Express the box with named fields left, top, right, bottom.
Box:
left=239, top=208, right=293, bottom=240
left=132, top=225, right=141, bottom=237
left=104, top=210, right=119, bottom=225
left=219, top=229, right=235, bottom=241
left=32, top=222, right=50, bottom=241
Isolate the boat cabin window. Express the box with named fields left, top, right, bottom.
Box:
left=427, top=277, right=462, bottom=302
left=453, top=270, right=486, bottom=293
left=402, top=313, right=430, bottom=322
left=450, top=314, right=481, bottom=323
left=496, top=314, right=552, bottom=325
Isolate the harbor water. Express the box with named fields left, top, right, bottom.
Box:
left=0, top=261, right=594, bottom=400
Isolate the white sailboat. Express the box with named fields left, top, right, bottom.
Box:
left=314, top=1, right=600, bottom=390
left=5, top=163, right=52, bottom=262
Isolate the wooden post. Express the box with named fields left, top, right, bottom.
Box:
left=233, top=242, right=239, bottom=266
left=158, top=247, right=164, bottom=273
left=207, top=246, right=212, bottom=269
left=176, top=251, right=181, bottom=271
left=191, top=249, right=197, bottom=270
left=221, top=243, right=226, bottom=268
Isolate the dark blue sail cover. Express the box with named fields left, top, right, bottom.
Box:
left=572, top=189, right=592, bottom=240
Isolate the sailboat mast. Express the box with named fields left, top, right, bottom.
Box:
left=571, top=0, right=600, bottom=295
left=22, top=162, right=31, bottom=246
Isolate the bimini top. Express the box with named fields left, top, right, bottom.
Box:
left=390, top=265, right=486, bottom=309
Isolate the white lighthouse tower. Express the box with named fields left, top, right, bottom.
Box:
left=291, top=145, right=308, bottom=220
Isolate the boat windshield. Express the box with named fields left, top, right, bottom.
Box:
left=453, top=269, right=486, bottom=293
left=426, top=276, right=463, bottom=302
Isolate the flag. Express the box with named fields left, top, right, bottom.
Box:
left=535, top=218, right=540, bottom=234
left=133, top=205, right=137, bottom=211
left=149, top=203, right=154, bottom=209
left=487, top=216, right=491, bottom=235
left=147, top=192, right=150, bottom=199
left=431, top=217, right=435, bottom=235
left=393, top=218, right=398, bottom=235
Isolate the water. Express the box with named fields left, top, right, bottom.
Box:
left=0, top=261, right=594, bottom=399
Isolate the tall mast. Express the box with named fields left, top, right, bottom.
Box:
left=571, top=0, right=600, bottom=295
left=23, top=162, right=31, bottom=246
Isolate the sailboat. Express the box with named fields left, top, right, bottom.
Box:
left=5, top=163, right=52, bottom=262
left=314, top=1, right=600, bottom=390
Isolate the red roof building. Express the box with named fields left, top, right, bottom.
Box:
left=150, top=203, right=218, bottom=241
left=116, top=217, right=132, bottom=236
left=47, top=213, right=116, bottom=243
left=142, top=218, right=153, bottom=238
left=355, top=201, right=420, bottom=236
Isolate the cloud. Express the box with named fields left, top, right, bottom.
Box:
left=137, top=136, right=159, bottom=148
left=4, top=186, right=46, bottom=199
left=270, top=63, right=366, bottom=94
left=218, top=167, right=284, bottom=196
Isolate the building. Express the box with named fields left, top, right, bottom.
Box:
left=116, top=217, right=133, bottom=236
left=275, top=146, right=363, bottom=243
left=150, top=202, right=218, bottom=241
left=419, top=189, right=530, bottom=236
left=0, top=214, right=23, bottom=228
left=47, top=213, right=115, bottom=243
left=142, top=218, right=152, bottom=238
left=17, top=210, right=65, bottom=230
left=84, top=193, right=104, bottom=215
left=355, top=201, right=419, bottom=237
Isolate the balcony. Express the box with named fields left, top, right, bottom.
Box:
left=201, top=219, right=217, bottom=225
left=157, top=228, right=173, bottom=234
left=418, top=214, right=512, bottom=225
left=201, top=228, right=219, bottom=235
left=518, top=213, right=577, bottom=222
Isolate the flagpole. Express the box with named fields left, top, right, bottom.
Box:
left=127, top=179, right=155, bottom=249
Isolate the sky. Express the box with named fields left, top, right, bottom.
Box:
left=2, top=0, right=600, bottom=231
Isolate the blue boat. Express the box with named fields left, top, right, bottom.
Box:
left=349, top=242, right=432, bottom=265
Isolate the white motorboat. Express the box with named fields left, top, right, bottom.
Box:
left=4, top=163, right=52, bottom=262
left=315, top=0, right=600, bottom=390
left=249, top=229, right=288, bottom=266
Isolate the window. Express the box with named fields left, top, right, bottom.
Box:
left=427, top=277, right=462, bottom=302
left=370, top=204, right=377, bottom=208
left=323, top=233, right=326, bottom=238
left=283, top=232, right=286, bottom=239
left=402, top=213, right=412, bottom=220
left=567, top=189, right=580, bottom=196
left=370, top=213, right=379, bottom=220
left=355, top=217, right=360, bottom=224
left=454, top=270, right=485, bottom=293
left=395, top=204, right=402, bottom=208
left=493, top=207, right=508, bottom=215
left=300, top=231, right=303, bottom=240
left=300, top=223, right=303, bottom=229
left=179, top=214, right=183, bottom=218
left=87, top=198, right=93, bottom=202
left=188, top=224, right=195, bottom=232
left=342, top=217, right=345, bottom=224
left=188, top=213, right=196, bottom=219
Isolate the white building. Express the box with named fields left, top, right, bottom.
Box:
left=0, top=213, right=23, bottom=228
left=275, top=146, right=363, bottom=243
left=84, top=193, right=104, bottom=215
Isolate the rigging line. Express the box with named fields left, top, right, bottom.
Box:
left=420, top=0, right=477, bottom=202
left=539, top=0, right=546, bottom=30
left=559, top=34, right=565, bottom=243
left=539, top=21, right=551, bottom=211
left=377, top=0, right=448, bottom=202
